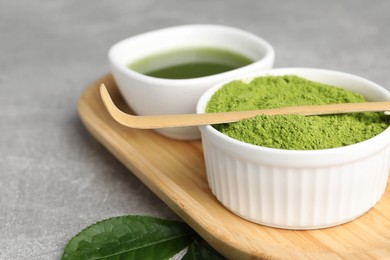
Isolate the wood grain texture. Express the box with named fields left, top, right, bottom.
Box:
left=78, top=74, right=390, bottom=260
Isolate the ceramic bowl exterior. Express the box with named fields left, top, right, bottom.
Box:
left=109, top=24, right=274, bottom=140
left=197, top=68, right=390, bottom=229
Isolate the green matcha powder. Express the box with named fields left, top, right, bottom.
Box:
left=206, top=76, right=389, bottom=150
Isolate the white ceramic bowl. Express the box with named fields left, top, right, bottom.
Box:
left=109, top=24, right=274, bottom=140
left=197, top=68, right=390, bottom=229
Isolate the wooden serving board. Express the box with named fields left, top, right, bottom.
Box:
left=78, top=74, right=390, bottom=259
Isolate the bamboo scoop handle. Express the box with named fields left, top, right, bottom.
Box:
left=100, top=84, right=390, bottom=129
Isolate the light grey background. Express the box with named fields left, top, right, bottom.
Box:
left=1, top=0, right=389, bottom=259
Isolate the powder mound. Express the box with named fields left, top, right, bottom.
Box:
left=206, top=75, right=389, bottom=150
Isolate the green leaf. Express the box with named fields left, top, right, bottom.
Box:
left=62, top=215, right=196, bottom=260
left=182, top=237, right=226, bottom=260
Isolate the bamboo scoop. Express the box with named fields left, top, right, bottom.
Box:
left=100, top=84, right=390, bottom=129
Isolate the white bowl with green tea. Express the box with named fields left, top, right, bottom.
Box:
left=109, top=24, right=274, bottom=140
left=196, top=68, right=390, bottom=229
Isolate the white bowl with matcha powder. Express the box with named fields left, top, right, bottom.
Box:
left=196, top=68, right=390, bottom=229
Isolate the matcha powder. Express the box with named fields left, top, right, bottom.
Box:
left=206, top=76, right=389, bottom=150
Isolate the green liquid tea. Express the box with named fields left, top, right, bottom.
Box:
left=128, top=47, right=253, bottom=79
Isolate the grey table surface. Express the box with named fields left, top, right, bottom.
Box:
left=1, top=0, right=389, bottom=259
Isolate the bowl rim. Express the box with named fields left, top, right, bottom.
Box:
left=108, top=24, right=275, bottom=86
left=196, top=67, right=390, bottom=162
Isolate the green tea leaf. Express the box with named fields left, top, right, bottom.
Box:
left=62, top=215, right=196, bottom=260
left=182, top=238, right=226, bottom=260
